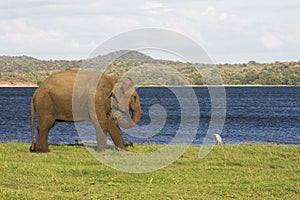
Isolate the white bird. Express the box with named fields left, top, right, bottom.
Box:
left=213, top=134, right=223, bottom=145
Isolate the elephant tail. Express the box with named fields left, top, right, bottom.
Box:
left=30, top=98, right=35, bottom=152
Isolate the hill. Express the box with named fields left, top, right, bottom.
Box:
left=91, top=50, right=153, bottom=61
left=0, top=52, right=300, bottom=86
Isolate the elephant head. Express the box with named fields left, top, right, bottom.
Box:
left=111, top=77, right=141, bottom=128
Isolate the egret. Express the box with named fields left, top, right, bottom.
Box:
left=213, top=134, right=223, bottom=145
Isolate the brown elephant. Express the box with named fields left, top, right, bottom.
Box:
left=30, top=69, right=141, bottom=153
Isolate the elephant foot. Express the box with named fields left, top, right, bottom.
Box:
left=29, top=146, right=50, bottom=153
left=29, top=145, right=36, bottom=152
left=36, top=149, right=50, bottom=153
left=117, top=147, right=128, bottom=151
left=96, top=148, right=106, bottom=153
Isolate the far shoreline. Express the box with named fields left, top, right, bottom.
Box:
left=1, top=83, right=299, bottom=88
left=0, top=82, right=38, bottom=87
left=137, top=84, right=300, bottom=87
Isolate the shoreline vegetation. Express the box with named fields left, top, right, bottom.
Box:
left=1, top=51, right=300, bottom=86
left=1, top=142, right=299, bottom=199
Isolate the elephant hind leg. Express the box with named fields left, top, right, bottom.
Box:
left=35, top=115, right=55, bottom=153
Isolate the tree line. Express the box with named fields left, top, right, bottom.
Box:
left=0, top=56, right=299, bottom=85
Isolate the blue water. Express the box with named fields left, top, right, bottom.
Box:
left=0, top=86, right=299, bottom=145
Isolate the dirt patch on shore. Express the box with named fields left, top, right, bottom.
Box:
left=0, top=82, right=37, bottom=87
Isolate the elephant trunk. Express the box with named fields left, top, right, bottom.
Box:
left=114, top=106, right=141, bottom=129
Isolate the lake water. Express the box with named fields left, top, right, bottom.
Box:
left=0, top=86, right=299, bottom=145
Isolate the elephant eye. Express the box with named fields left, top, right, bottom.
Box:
left=133, top=95, right=137, bottom=101
left=120, top=87, right=125, bottom=94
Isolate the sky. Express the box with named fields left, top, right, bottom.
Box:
left=0, top=0, right=300, bottom=63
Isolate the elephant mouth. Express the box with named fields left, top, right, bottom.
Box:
left=113, top=108, right=140, bottom=129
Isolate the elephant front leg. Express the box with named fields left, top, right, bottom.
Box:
left=95, top=127, right=107, bottom=152
left=91, top=116, right=108, bottom=152
left=108, top=113, right=126, bottom=150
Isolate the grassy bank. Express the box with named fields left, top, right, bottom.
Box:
left=1, top=143, right=299, bottom=199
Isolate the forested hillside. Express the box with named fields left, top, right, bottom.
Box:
left=218, top=61, right=300, bottom=85
left=0, top=56, right=82, bottom=85
left=0, top=53, right=299, bottom=85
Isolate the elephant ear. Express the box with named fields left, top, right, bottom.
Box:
left=109, top=92, right=119, bottom=103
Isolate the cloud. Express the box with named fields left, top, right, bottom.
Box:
left=143, top=2, right=171, bottom=14
left=143, top=2, right=164, bottom=10
left=0, top=1, right=145, bottom=59
left=0, top=18, right=96, bottom=59
left=180, top=6, right=249, bottom=27
left=0, top=0, right=300, bottom=63
left=260, top=32, right=281, bottom=49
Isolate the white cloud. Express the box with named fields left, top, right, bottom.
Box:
left=180, top=6, right=249, bottom=26
left=143, top=2, right=171, bottom=14
left=143, top=2, right=164, bottom=10
left=0, top=0, right=299, bottom=63
left=0, top=18, right=96, bottom=59
left=260, top=32, right=281, bottom=49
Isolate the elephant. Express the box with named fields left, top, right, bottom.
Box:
left=30, top=69, right=141, bottom=153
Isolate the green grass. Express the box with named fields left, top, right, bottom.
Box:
left=1, top=143, right=299, bottom=199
